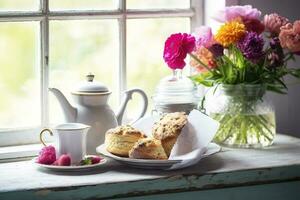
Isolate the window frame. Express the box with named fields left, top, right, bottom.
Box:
left=0, top=0, right=204, bottom=147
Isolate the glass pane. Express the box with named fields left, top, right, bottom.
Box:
left=0, top=22, right=40, bottom=129
left=0, top=0, right=38, bottom=11
left=50, top=0, right=117, bottom=10
left=49, top=20, right=118, bottom=124
left=127, top=0, right=190, bottom=9
left=126, top=18, right=190, bottom=120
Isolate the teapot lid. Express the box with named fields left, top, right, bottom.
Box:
left=72, top=73, right=109, bottom=94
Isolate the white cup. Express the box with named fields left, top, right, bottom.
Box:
left=40, top=123, right=90, bottom=164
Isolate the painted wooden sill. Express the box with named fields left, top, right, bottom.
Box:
left=0, top=144, right=40, bottom=162
left=0, top=134, right=300, bottom=200
left=0, top=143, right=56, bottom=162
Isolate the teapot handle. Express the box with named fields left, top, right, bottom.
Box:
left=116, top=88, right=148, bottom=125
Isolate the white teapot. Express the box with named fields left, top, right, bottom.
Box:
left=49, top=74, right=148, bottom=154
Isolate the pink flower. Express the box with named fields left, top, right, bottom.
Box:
left=190, top=46, right=216, bottom=72
left=214, top=5, right=261, bottom=23
left=293, top=20, right=300, bottom=33
left=37, top=145, right=56, bottom=165
left=263, top=13, right=289, bottom=35
left=194, top=26, right=214, bottom=48
left=163, top=33, right=196, bottom=69
left=279, top=21, right=300, bottom=53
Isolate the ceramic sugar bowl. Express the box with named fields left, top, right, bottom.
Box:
left=152, top=70, right=200, bottom=116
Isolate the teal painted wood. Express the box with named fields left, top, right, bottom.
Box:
left=0, top=165, right=300, bottom=200
left=118, top=181, right=300, bottom=200
left=0, top=134, right=300, bottom=200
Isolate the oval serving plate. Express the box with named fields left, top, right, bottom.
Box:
left=96, top=144, right=182, bottom=169
left=33, top=157, right=107, bottom=172
left=96, top=143, right=221, bottom=170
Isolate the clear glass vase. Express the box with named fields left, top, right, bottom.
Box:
left=205, top=84, right=276, bottom=148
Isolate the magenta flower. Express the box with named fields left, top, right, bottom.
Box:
left=214, top=5, right=261, bottom=23
left=194, top=26, right=214, bottom=48
left=163, top=33, right=196, bottom=69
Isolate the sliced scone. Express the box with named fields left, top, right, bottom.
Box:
left=129, top=138, right=168, bottom=160
left=105, top=125, right=146, bottom=157
left=152, top=112, right=188, bottom=157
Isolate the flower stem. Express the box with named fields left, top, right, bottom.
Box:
left=211, top=93, right=275, bottom=147
left=189, top=53, right=214, bottom=74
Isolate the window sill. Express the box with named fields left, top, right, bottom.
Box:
left=0, top=143, right=43, bottom=163
left=0, top=134, right=300, bottom=199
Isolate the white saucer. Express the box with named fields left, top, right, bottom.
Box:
left=33, top=157, right=107, bottom=172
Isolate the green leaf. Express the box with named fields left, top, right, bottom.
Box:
left=189, top=73, right=214, bottom=87
left=266, top=84, right=287, bottom=94
left=233, top=46, right=246, bottom=69
left=274, top=77, right=288, bottom=89
left=288, top=68, right=300, bottom=78
left=219, top=55, right=237, bottom=84
left=79, top=157, right=92, bottom=165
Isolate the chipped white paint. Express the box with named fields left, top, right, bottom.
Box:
left=0, top=134, right=300, bottom=199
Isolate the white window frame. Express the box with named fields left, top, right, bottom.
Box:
left=0, top=0, right=204, bottom=147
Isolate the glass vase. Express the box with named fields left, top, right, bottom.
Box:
left=205, top=84, right=276, bottom=148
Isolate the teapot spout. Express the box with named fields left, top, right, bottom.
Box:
left=49, top=88, right=77, bottom=122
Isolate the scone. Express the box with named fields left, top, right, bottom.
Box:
left=129, top=138, right=168, bottom=160
left=105, top=125, right=146, bottom=157
left=152, top=112, right=188, bottom=157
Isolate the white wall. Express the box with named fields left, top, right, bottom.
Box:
left=232, top=0, right=300, bottom=137
left=204, top=0, right=226, bottom=32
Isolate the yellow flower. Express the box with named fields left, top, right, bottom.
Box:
left=215, top=20, right=246, bottom=47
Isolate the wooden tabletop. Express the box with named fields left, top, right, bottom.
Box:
left=0, top=134, right=300, bottom=200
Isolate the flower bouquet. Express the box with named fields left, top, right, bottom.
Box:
left=163, top=5, right=300, bottom=148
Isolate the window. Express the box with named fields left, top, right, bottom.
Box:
left=0, top=0, right=203, bottom=147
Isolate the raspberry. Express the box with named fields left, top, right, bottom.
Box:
left=91, top=156, right=101, bottom=164
left=79, top=155, right=102, bottom=165
left=55, top=154, right=71, bottom=166
left=37, top=145, right=56, bottom=165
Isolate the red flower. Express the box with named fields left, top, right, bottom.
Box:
left=163, top=33, right=196, bottom=69
left=243, top=18, right=265, bottom=34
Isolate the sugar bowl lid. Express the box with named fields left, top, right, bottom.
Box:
left=152, top=73, right=199, bottom=104
left=72, top=73, right=110, bottom=95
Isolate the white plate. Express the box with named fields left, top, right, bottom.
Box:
left=96, top=143, right=220, bottom=170
left=33, top=157, right=107, bottom=172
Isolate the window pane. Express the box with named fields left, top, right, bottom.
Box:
left=126, top=18, right=190, bottom=119
left=0, top=0, right=38, bottom=11
left=50, top=0, right=118, bottom=10
left=0, top=22, right=40, bottom=129
left=127, top=0, right=190, bottom=9
left=49, top=20, right=118, bottom=124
